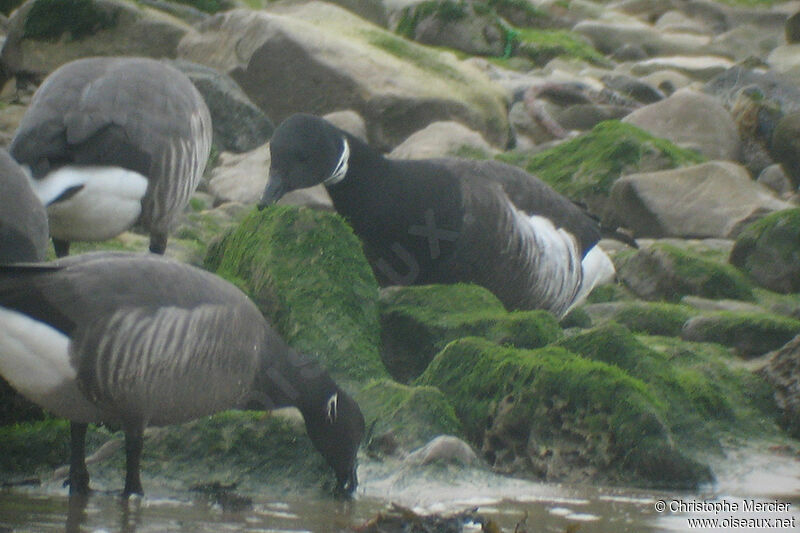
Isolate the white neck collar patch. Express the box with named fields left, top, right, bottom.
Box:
left=324, top=137, right=349, bottom=186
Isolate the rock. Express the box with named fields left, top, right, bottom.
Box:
left=177, top=4, right=509, bottom=149
left=616, top=242, right=754, bottom=302
left=605, top=162, right=794, bottom=239
left=324, top=109, right=369, bottom=142
left=419, top=336, right=713, bottom=489
left=379, top=284, right=561, bottom=382
left=707, top=25, right=784, bottom=62
left=601, top=74, right=666, bottom=104
left=704, top=66, right=800, bottom=114
left=573, top=18, right=710, bottom=57
left=757, top=164, right=793, bottom=197
left=681, top=296, right=767, bottom=315
left=389, top=121, right=497, bottom=160
left=503, top=120, right=705, bottom=215
left=205, top=205, right=386, bottom=382
left=404, top=435, right=478, bottom=466
left=760, top=335, right=800, bottom=438
left=629, top=56, right=735, bottom=82
left=168, top=59, right=274, bottom=154
left=622, top=89, right=740, bottom=160
left=767, top=44, right=800, bottom=80
left=681, top=312, right=800, bottom=357
left=729, top=208, right=800, bottom=294
left=592, top=301, right=696, bottom=337
left=1, top=0, right=193, bottom=80
left=356, top=379, right=462, bottom=452
left=207, top=144, right=271, bottom=205
left=770, top=111, right=800, bottom=190
left=787, top=11, right=800, bottom=44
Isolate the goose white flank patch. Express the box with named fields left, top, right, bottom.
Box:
left=260, top=113, right=615, bottom=317
left=0, top=252, right=365, bottom=497
left=0, top=148, right=48, bottom=263
left=9, top=56, right=212, bottom=256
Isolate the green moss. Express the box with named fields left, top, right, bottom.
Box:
left=0, top=419, right=112, bottom=475
left=0, top=0, right=24, bottom=15
left=611, top=302, right=696, bottom=337
left=417, top=337, right=710, bottom=487
left=618, top=243, right=755, bottom=302
left=356, top=379, right=462, bottom=450
left=682, top=311, right=800, bottom=357
left=205, top=206, right=386, bottom=384
left=380, top=284, right=562, bottom=382
left=162, top=0, right=230, bottom=13
left=361, top=29, right=468, bottom=83
left=513, top=28, right=609, bottom=67
left=498, top=121, right=705, bottom=200
left=730, top=208, right=800, bottom=294
left=23, top=0, right=118, bottom=41
left=396, top=0, right=467, bottom=39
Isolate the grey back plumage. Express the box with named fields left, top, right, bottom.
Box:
left=0, top=148, right=48, bottom=262
left=9, top=57, right=212, bottom=248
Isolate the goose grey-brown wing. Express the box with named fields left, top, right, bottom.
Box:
left=442, top=158, right=601, bottom=255
left=72, top=301, right=264, bottom=427
left=0, top=149, right=48, bottom=262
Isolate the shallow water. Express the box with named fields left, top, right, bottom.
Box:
left=1, top=447, right=798, bottom=532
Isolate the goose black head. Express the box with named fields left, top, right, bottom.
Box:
left=302, top=387, right=365, bottom=496
left=259, top=114, right=349, bottom=208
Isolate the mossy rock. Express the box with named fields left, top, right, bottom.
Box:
left=681, top=311, right=800, bottom=357
left=556, top=323, right=779, bottom=438
left=497, top=121, right=705, bottom=209
left=356, top=379, right=462, bottom=452
left=513, top=28, right=609, bottom=67
left=730, top=208, right=800, bottom=294
left=416, top=337, right=711, bottom=488
left=205, top=205, right=386, bottom=384
left=604, top=302, right=697, bottom=337
left=616, top=243, right=754, bottom=302
left=379, top=284, right=562, bottom=382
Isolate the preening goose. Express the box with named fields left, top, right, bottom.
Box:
left=0, top=148, right=48, bottom=263
left=260, top=114, right=615, bottom=317
left=0, top=252, right=364, bottom=496
left=9, top=56, right=212, bottom=257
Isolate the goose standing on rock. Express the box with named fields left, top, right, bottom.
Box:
left=260, top=113, right=615, bottom=317
left=9, top=56, right=212, bottom=257
left=0, top=148, right=48, bottom=263
left=0, top=252, right=364, bottom=496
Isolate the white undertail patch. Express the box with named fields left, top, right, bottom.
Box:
left=0, top=308, right=100, bottom=422
left=31, top=165, right=148, bottom=242
left=324, top=138, right=349, bottom=186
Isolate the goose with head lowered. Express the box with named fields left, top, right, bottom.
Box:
left=260, top=113, right=615, bottom=317
left=0, top=148, right=48, bottom=263
left=9, top=56, right=212, bottom=257
left=0, top=252, right=364, bottom=496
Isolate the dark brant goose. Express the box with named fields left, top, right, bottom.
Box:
left=0, top=148, right=48, bottom=263
left=260, top=113, right=615, bottom=317
left=9, top=57, right=212, bottom=257
left=0, top=252, right=364, bottom=496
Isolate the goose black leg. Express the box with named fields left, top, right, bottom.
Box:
left=53, top=239, right=70, bottom=258
left=123, top=427, right=144, bottom=496
left=69, top=422, right=90, bottom=495
left=148, top=233, right=167, bottom=255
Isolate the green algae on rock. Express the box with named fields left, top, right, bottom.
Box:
left=379, top=284, right=561, bottom=382
left=616, top=243, right=755, bottom=302
left=601, top=302, right=697, bottom=337
left=205, top=205, right=386, bottom=384
left=417, top=336, right=711, bottom=489
left=681, top=311, right=800, bottom=357
left=730, top=208, right=800, bottom=294
left=356, top=379, right=462, bottom=452
left=498, top=121, right=705, bottom=207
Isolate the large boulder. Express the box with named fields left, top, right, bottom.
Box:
left=770, top=111, right=800, bottom=191
left=205, top=205, right=386, bottom=384
left=681, top=311, right=800, bottom=357
left=622, top=89, right=740, bottom=160
left=177, top=3, right=509, bottom=149
left=1, top=0, right=193, bottom=80
left=389, top=120, right=497, bottom=160
left=573, top=18, right=710, bottom=57
left=605, top=161, right=794, bottom=239
left=729, top=208, right=800, bottom=294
